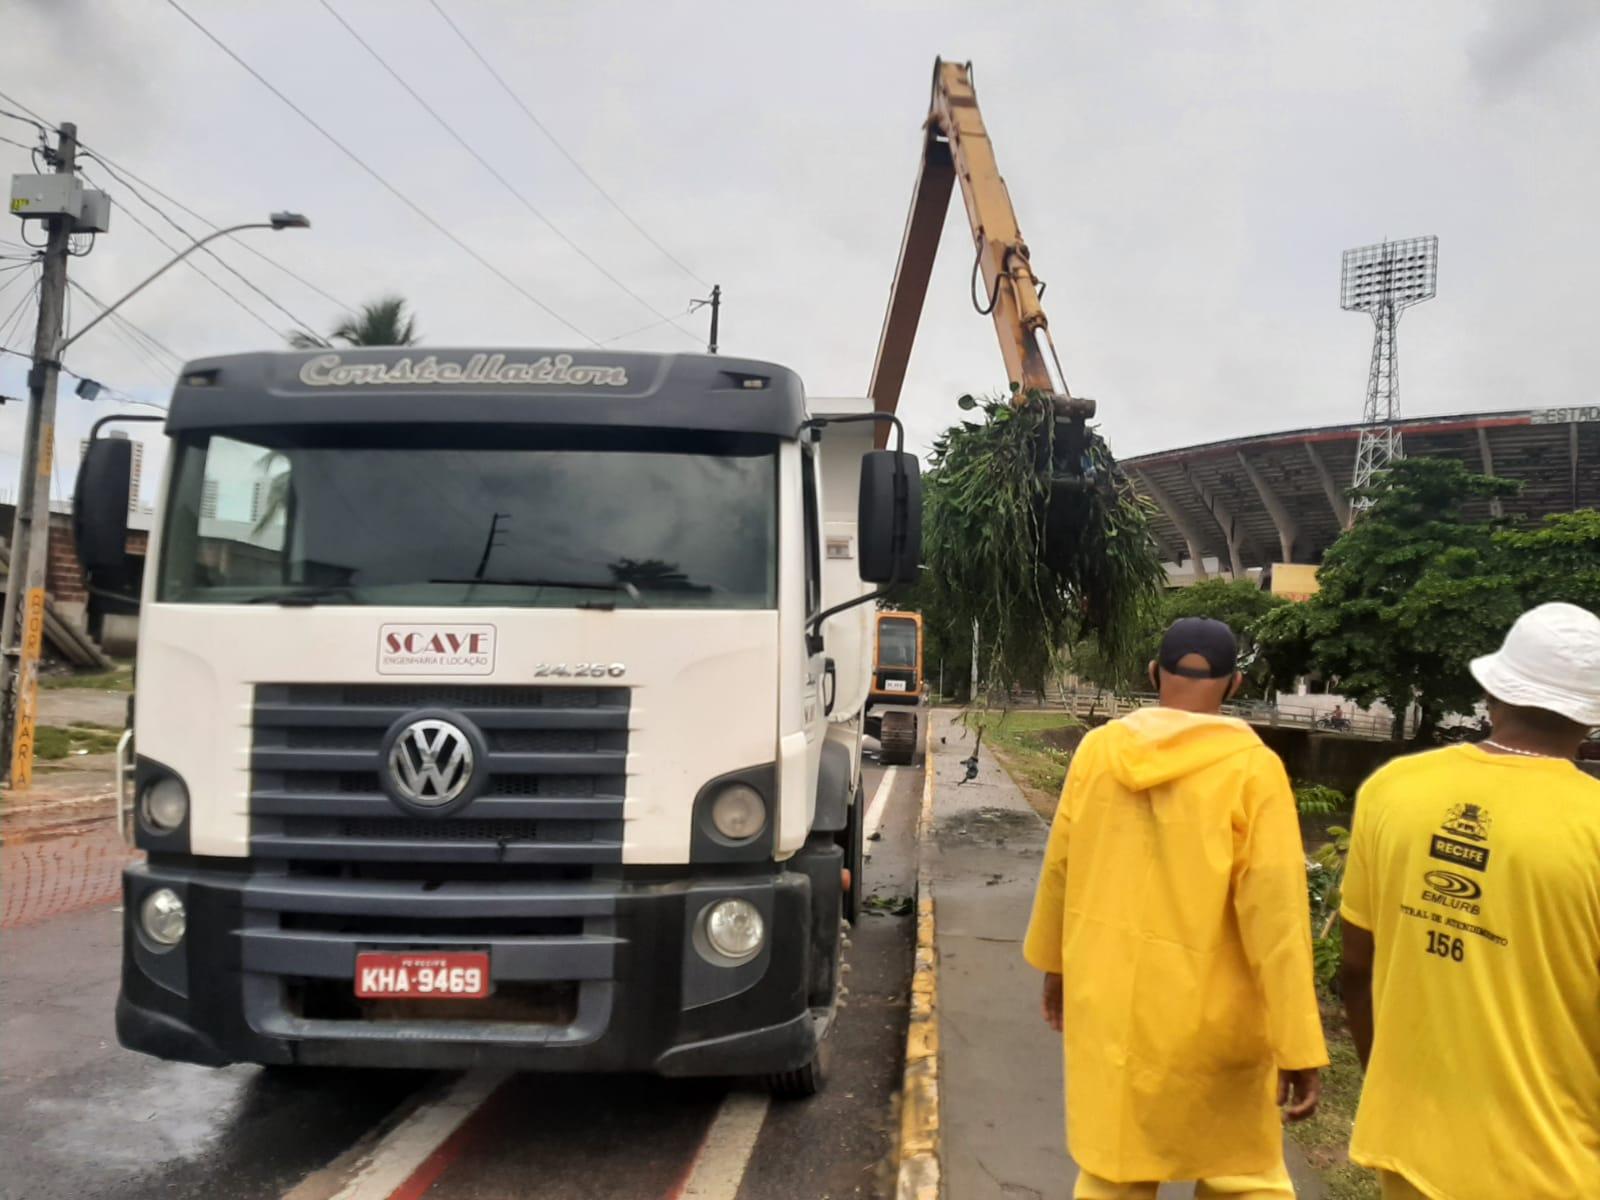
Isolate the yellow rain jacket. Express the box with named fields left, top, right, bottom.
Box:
left=1023, top=707, right=1328, bottom=1182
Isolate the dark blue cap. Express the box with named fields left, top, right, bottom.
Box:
left=1158, top=617, right=1238, bottom=680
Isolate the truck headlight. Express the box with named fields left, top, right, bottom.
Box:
left=140, top=888, right=186, bottom=948
left=702, top=898, right=764, bottom=962
left=141, top=777, right=189, bottom=832
left=710, top=783, right=766, bottom=842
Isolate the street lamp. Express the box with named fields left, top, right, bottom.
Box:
left=60, top=212, right=311, bottom=354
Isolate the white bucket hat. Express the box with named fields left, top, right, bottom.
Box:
left=1469, top=602, right=1600, bottom=727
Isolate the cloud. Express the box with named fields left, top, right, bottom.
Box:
left=0, top=0, right=1595, bottom=485
left=1468, top=0, right=1600, bottom=98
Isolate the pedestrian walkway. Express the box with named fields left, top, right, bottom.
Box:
left=924, top=709, right=1324, bottom=1199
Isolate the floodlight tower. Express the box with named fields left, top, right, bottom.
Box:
left=1340, top=236, right=1438, bottom=512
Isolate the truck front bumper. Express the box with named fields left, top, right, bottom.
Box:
left=117, top=854, right=836, bottom=1075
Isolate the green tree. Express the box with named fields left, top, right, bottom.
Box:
left=265, top=296, right=421, bottom=529
left=1160, top=578, right=1288, bottom=694
left=1494, top=510, right=1600, bottom=612
left=1255, top=458, right=1522, bottom=739
left=288, top=294, right=420, bottom=349
left=1063, top=577, right=1290, bottom=698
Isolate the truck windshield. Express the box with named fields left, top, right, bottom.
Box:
left=158, top=430, right=779, bottom=609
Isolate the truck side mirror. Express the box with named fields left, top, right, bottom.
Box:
left=858, top=450, right=921, bottom=584
left=73, top=436, right=134, bottom=590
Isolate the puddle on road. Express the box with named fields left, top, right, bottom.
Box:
left=935, top=806, right=1045, bottom=849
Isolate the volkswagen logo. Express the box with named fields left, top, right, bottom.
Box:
left=387, top=718, right=475, bottom=807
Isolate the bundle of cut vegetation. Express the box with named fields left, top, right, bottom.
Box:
left=923, top=389, right=1165, bottom=696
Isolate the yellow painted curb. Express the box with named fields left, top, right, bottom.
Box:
left=894, top=720, right=941, bottom=1200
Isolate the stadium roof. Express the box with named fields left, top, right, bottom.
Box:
left=1124, top=405, right=1600, bottom=575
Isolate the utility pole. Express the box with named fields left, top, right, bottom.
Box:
left=691, top=284, right=720, bottom=354
left=0, top=122, right=77, bottom=787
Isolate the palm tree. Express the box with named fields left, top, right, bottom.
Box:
left=263, top=296, right=421, bottom=534
left=288, top=294, right=420, bottom=349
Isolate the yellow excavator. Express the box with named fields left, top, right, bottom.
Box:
left=860, top=58, right=1092, bottom=761
left=866, top=610, right=923, bottom=764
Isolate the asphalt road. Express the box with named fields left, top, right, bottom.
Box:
left=0, top=746, right=919, bottom=1200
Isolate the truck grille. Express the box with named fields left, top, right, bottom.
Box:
left=250, top=683, right=629, bottom=864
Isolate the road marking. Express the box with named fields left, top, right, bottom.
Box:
left=667, top=1092, right=771, bottom=1200
left=864, top=766, right=899, bottom=843
left=304, top=1069, right=508, bottom=1200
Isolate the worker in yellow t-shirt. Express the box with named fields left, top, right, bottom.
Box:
left=1025, top=617, right=1328, bottom=1199
left=1339, top=602, right=1600, bottom=1199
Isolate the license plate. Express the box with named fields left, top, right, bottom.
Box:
left=355, top=951, right=490, bottom=999
left=884, top=679, right=908, bottom=692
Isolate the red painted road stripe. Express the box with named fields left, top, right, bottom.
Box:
left=384, top=1077, right=508, bottom=1200
left=286, top=1071, right=509, bottom=1200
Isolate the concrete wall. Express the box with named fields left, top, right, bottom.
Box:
left=1255, top=727, right=1418, bottom=796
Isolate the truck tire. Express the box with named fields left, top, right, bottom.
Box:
left=766, top=1015, right=834, bottom=1099
left=879, top=708, right=917, bottom=766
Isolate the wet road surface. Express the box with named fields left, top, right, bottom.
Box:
left=0, top=752, right=919, bottom=1200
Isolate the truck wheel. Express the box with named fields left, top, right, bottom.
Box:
left=766, top=1015, right=833, bottom=1099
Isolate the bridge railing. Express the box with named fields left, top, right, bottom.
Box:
left=974, top=685, right=1411, bottom=740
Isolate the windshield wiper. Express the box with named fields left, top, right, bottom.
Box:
left=243, top=585, right=357, bottom=606
left=429, top=577, right=645, bottom=605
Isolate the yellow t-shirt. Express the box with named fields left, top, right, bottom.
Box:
left=1341, top=744, right=1600, bottom=1199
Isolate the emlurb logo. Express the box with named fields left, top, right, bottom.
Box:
left=1423, top=870, right=1482, bottom=901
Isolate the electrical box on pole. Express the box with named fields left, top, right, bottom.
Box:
left=9, top=173, right=110, bottom=232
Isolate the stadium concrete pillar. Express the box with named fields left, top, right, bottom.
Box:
left=1182, top=465, right=1248, bottom=579
left=1135, top=472, right=1209, bottom=580
left=1303, top=442, right=1352, bottom=529
left=1236, top=452, right=1299, bottom=562
left=1571, top=422, right=1582, bottom=512
left=1476, top=428, right=1504, bottom=519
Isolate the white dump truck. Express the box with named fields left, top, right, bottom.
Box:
left=73, top=348, right=918, bottom=1095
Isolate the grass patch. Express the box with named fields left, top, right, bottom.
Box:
left=32, top=723, right=124, bottom=760
left=961, top=709, right=1081, bottom=818
left=40, top=664, right=134, bottom=691
left=1288, top=1010, right=1379, bottom=1200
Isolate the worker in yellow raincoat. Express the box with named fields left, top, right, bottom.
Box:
left=1024, top=617, right=1328, bottom=1199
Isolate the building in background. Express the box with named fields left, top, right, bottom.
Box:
left=1128, top=406, right=1599, bottom=582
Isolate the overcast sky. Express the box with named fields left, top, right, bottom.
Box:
left=2, top=0, right=1597, bottom=503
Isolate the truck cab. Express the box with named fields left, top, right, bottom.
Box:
left=74, top=349, right=918, bottom=1095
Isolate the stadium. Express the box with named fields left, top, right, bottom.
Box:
left=1124, top=405, right=1600, bottom=583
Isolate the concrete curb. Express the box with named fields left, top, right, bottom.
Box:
left=894, top=721, right=941, bottom=1200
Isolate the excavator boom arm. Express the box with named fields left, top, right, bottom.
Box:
left=868, top=59, right=1071, bottom=444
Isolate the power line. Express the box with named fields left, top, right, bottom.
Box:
left=78, top=160, right=325, bottom=344
left=0, top=344, right=171, bottom=413
left=0, top=132, right=41, bottom=153
left=319, top=0, right=699, bottom=345
left=68, top=280, right=186, bottom=370
left=600, top=307, right=698, bottom=346
left=73, top=143, right=353, bottom=314
left=81, top=182, right=293, bottom=343
left=0, top=266, right=37, bottom=346
left=0, top=88, right=49, bottom=127
left=97, top=315, right=179, bottom=382
left=163, top=0, right=598, bottom=344
left=0, top=108, right=46, bottom=135
left=428, top=0, right=710, bottom=291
